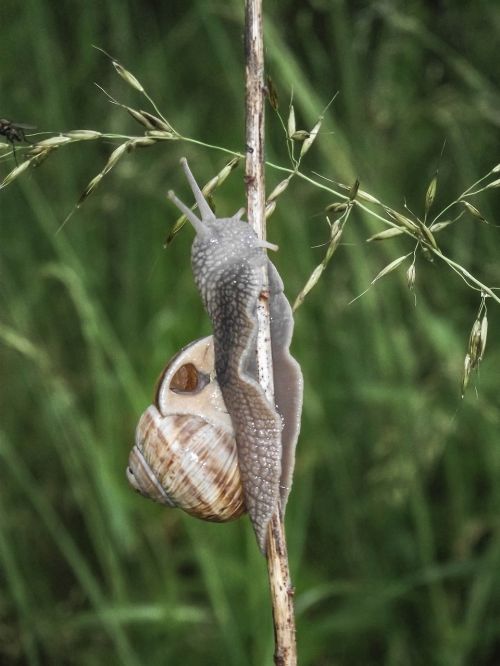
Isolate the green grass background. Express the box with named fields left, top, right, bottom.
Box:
left=1, top=1, right=500, bottom=664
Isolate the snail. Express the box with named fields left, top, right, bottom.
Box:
left=127, top=158, right=303, bottom=553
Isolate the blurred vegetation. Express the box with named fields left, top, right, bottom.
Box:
left=1, top=1, right=500, bottom=664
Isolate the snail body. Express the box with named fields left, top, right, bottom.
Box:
left=129, top=158, right=303, bottom=553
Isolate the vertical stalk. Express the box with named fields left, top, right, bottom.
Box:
left=244, top=1, right=297, bottom=664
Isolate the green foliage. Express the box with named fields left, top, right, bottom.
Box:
left=1, top=1, right=500, bottom=664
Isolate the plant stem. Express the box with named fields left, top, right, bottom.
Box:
left=244, top=1, right=297, bottom=664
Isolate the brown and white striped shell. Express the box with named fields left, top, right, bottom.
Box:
left=127, top=336, right=245, bottom=522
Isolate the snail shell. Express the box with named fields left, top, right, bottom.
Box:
left=127, top=336, right=245, bottom=522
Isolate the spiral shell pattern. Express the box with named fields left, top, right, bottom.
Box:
left=129, top=408, right=245, bottom=521
left=127, top=336, right=245, bottom=522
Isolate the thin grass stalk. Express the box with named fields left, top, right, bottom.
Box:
left=244, top=1, right=297, bottom=664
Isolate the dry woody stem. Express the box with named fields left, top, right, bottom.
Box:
left=244, top=1, right=297, bottom=664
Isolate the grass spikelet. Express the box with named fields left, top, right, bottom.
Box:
left=384, top=208, right=419, bottom=232
left=267, top=175, right=292, bottom=203
left=77, top=174, right=103, bottom=206
left=266, top=75, right=279, bottom=111
left=372, top=254, right=411, bottom=282
left=421, top=245, right=434, bottom=263
left=300, top=118, right=322, bottom=157
left=201, top=176, right=218, bottom=197
left=468, top=317, right=482, bottom=367
left=429, top=219, right=455, bottom=232
left=325, top=202, right=348, bottom=214
left=328, top=218, right=342, bottom=244
left=367, top=228, right=405, bottom=242
left=294, top=212, right=349, bottom=312
left=293, top=264, right=324, bottom=311
left=461, top=200, right=486, bottom=222
left=112, top=61, right=144, bottom=92
left=215, top=156, right=241, bottom=186
left=102, top=142, right=130, bottom=175
left=145, top=130, right=175, bottom=140
left=0, top=160, right=31, bottom=188
left=64, top=130, right=103, bottom=140
left=34, top=136, right=72, bottom=148
left=461, top=296, right=489, bottom=396
left=139, top=110, right=172, bottom=132
left=461, top=353, right=472, bottom=398
left=424, top=171, right=438, bottom=220
left=72, top=141, right=130, bottom=211
left=407, top=263, right=416, bottom=290
left=128, top=137, right=157, bottom=149
left=30, top=150, right=53, bottom=167
left=357, top=190, right=381, bottom=204
left=416, top=220, right=439, bottom=249
left=287, top=104, right=296, bottom=138
left=125, top=106, right=155, bottom=130
left=291, top=130, right=310, bottom=142
left=265, top=200, right=277, bottom=219
left=350, top=253, right=413, bottom=304
left=348, top=178, right=360, bottom=202
left=479, top=313, right=488, bottom=361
